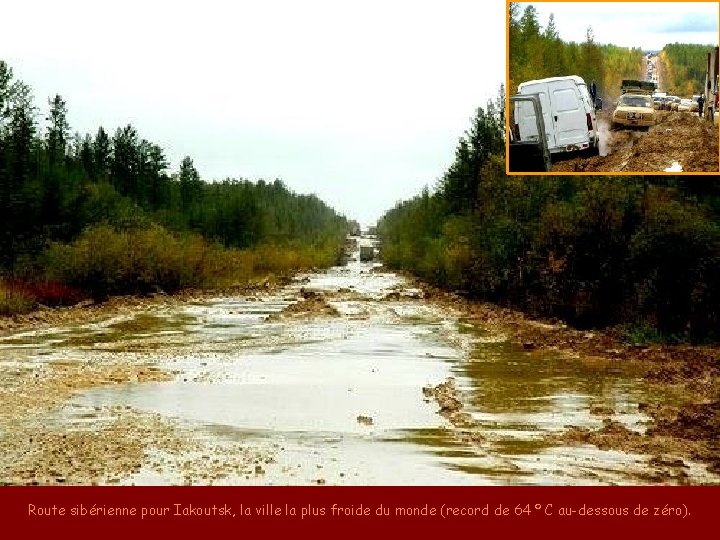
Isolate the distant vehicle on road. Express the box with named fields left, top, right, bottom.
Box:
left=359, top=241, right=375, bottom=262
left=652, top=91, right=667, bottom=109
left=621, top=79, right=656, bottom=95
left=612, top=93, right=656, bottom=129
left=677, top=98, right=693, bottom=112
left=659, top=96, right=679, bottom=111
left=690, top=95, right=701, bottom=112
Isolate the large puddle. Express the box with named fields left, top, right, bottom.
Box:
left=1, top=237, right=717, bottom=485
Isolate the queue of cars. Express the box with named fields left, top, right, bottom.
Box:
left=609, top=76, right=701, bottom=131
left=652, top=95, right=701, bottom=111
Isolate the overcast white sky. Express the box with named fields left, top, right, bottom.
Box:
left=520, top=2, right=719, bottom=50
left=0, top=0, right=500, bottom=225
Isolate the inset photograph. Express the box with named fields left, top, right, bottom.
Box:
left=507, top=1, right=720, bottom=174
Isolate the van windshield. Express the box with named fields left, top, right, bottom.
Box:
left=619, top=95, right=652, bottom=108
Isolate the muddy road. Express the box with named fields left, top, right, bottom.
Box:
left=1, top=240, right=718, bottom=485
left=553, top=110, right=719, bottom=173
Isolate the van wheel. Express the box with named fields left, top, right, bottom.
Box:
left=584, top=143, right=600, bottom=157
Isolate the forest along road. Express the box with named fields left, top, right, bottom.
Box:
left=0, top=238, right=718, bottom=485
left=552, top=110, right=719, bottom=173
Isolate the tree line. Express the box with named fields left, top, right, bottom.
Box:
left=378, top=87, right=720, bottom=343
left=509, top=3, right=643, bottom=101
left=0, top=59, right=349, bottom=308
left=660, top=43, right=714, bottom=96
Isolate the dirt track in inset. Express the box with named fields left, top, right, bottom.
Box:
left=552, top=111, right=719, bottom=173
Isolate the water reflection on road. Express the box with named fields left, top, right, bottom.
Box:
left=2, top=238, right=717, bottom=484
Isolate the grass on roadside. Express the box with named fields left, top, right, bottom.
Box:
left=0, top=282, right=36, bottom=316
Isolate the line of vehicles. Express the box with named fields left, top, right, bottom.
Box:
left=645, top=48, right=718, bottom=118
left=651, top=94, right=701, bottom=112
left=646, top=54, right=658, bottom=85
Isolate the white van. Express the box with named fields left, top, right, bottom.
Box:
left=516, top=76, right=599, bottom=156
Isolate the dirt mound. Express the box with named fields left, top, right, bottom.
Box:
left=649, top=401, right=720, bottom=442
left=551, top=111, right=718, bottom=173
left=273, top=290, right=340, bottom=319
left=382, top=288, right=424, bottom=301
left=645, top=352, right=720, bottom=385
left=422, top=378, right=475, bottom=428
left=560, top=419, right=640, bottom=451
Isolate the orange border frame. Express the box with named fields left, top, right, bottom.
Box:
left=505, top=0, right=720, bottom=176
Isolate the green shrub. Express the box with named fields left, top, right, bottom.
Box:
left=618, top=322, right=672, bottom=345
left=43, top=224, right=225, bottom=299
left=629, top=189, right=720, bottom=341
left=379, top=176, right=720, bottom=342
left=0, top=282, right=36, bottom=316
left=41, top=224, right=346, bottom=300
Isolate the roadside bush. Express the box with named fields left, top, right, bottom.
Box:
left=43, top=224, right=227, bottom=299
left=618, top=322, right=670, bottom=345
left=380, top=173, right=720, bottom=342
left=252, top=235, right=345, bottom=276
left=5, top=279, right=85, bottom=306
left=528, top=180, right=640, bottom=327
left=466, top=216, right=525, bottom=300
left=41, top=224, right=347, bottom=300
left=629, top=189, right=720, bottom=341
left=0, top=281, right=36, bottom=316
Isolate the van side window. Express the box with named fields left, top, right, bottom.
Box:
left=554, top=88, right=579, bottom=112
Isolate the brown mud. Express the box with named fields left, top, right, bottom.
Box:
left=0, top=278, right=299, bottom=485
left=0, top=359, right=274, bottom=485
left=0, top=275, right=291, bottom=337
left=271, top=288, right=340, bottom=318
left=552, top=111, right=719, bottom=172
left=423, top=378, right=484, bottom=447
left=415, top=279, right=720, bottom=477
